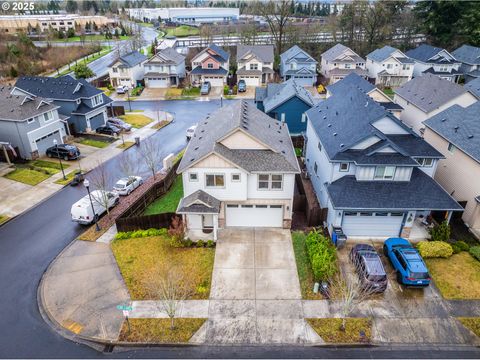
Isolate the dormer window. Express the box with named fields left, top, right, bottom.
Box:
left=374, top=166, right=396, bottom=180
left=112, top=67, right=118, bottom=73
left=207, top=63, right=213, bottom=69
left=416, top=158, right=433, bottom=167
left=91, top=94, right=103, bottom=107
left=447, top=143, right=456, bottom=154
left=339, top=163, right=349, bottom=172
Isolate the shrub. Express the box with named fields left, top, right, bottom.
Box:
left=451, top=243, right=462, bottom=254
left=417, top=241, right=453, bottom=258
left=114, top=228, right=168, bottom=240
left=305, top=230, right=337, bottom=281
left=206, top=240, right=215, bottom=248
left=223, top=85, right=229, bottom=95
left=196, top=240, right=205, bottom=248
left=429, top=221, right=451, bottom=242
left=456, top=241, right=470, bottom=252
left=184, top=239, right=194, bottom=247
left=469, top=246, right=480, bottom=262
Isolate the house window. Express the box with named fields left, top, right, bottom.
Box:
left=280, top=113, right=285, bottom=122
left=345, top=63, right=351, bottom=69
left=112, top=67, right=118, bottom=73
left=250, top=63, right=258, bottom=70
left=258, top=174, right=283, bottom=190
left=207, top=63, right=213, bottom=69
left=43, top=111, right=53, bottom=122
left=314, top=162, right=318, bottom=174
left=301, top=113, right=306, bottom=123
left=206, top=174, right=225, bottom=187
left=374, top=166, right=396, bottom=180
left=387, top=63, right=393, bottom=69
left=189, top=173, right=198, bottom=181
left=27, top=118, right=34, bottom=124
left=231, top=173, right=241, bottom=182
left=339, top=163, right=349, bottom=172
left=402, top=65, right=409, bottom=70
left=91, top=94, right=103, bottom=107
left=416, top=158, right=434, bottom=167
left=447, top=143, right=456, bottom=154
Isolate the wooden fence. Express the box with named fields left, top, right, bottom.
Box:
left=294, top=173, right=326, bottom=227
left=116, top=212, right=177, bottom=232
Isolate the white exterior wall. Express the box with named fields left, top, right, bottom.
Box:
left=247, top=173, right=295, bottom=200
left=109, top=62, right=146, bottom=88
left=366, top=57, right=413, bottom=85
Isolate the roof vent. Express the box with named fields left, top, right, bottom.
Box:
left=327, top=124, right=332, bottom=127
left=194, top=147, right=199, bottom=151
left=365, top=101, right=368, bottom=107
left=279, top=139, right=283, bottom=143
left=333, top=132, right=337, bottom=136
left=281, top=150, right=286, bottom=154
left=323, top=116, right=327, bottom=120
left=441, top=118, right=447, bottom=122
left=190, top=158, right=195, bottom=162
left=468, top=135, right=474, bottom=139
left=335, top=111, right=338, bottom=116
left=340, top=144, right=344, bottom=148
left=454, top=126, right=459, bottom=132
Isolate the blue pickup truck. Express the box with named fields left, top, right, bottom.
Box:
left=383, top=238, right=431, bottom=287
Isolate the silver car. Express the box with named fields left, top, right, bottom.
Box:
left=108, top=118, right=132, bottom=131
left=113, top=176, right=143, bottom=196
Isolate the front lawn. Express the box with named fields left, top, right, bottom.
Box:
left=425, top=252, right=480, bottom=299
left=54, top=171, right=77, bottom=185
left=78, top=138, right=111, bottom=148
left=116, top=141, right=135, bottom=150
left=111, top=234, right=215, bottom=300
left=4, top=160, right=70, bottom=186
left=165, top=25, right=199, bottom=37
left=458, top=318, right=480, bottom=337
left=119, top=113, right=153, bottom=128
left=382, top=87, right=394, bottom=98
left=182, top=87, right=200, bottom=97
left=307, top=318, right=372, bottom=344
left=144, top=177, right=183, bottom=215
left=292, top=231, right=317, bottom=299
left=118, top=318, right=206, bottom=343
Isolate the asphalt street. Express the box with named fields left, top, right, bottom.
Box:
left=1, top=98, right=480, bottom=358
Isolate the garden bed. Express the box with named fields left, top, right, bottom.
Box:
left=116, top=141, right=135, bottom=150
left=4, top=160, right=69, bottom=186
left=144, top=176, right=183, bottom=215
left=307, top=318, right=372, bottom=344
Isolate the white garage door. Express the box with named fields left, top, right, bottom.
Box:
left=146, top=77, right=168, bottom=88
left=341, top=211, right=405, bottom=237
left=239, top=76, right=260, bottom=86
left=226, top=204, right=283, bottom=228
left=204, top=77, right=224, bottom=86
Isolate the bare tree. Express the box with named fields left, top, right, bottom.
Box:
left=118, top=151, right=139, bottom=177
left=138, top=137, right=162, bottom=180
left=89, top=160, right=114, bottom=215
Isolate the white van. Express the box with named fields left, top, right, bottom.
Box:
left=71, top=190, right=119, bottom=225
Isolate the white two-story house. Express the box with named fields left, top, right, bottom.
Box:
left=304, top=86, right=462, bottom=240
left=144, top=48, right=186, bottom=88
left=405, top=44, right=462, bottom=82
left=236, top=45, right=274, bottom=87
left=320, top=43, right=368, bottom=84
left=176, top=101, right=300, bottom=241
left=280, top=45, right=318, bottom=86
left=108, top=51, right=148, bottom=89
left=366, top=45, right=414, bottom=87
left=190, top=44, right=230, bottom=86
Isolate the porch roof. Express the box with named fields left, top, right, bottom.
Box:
left=176, top=190, right=221, bottom=214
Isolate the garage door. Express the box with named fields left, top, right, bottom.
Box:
left=239, top=76, right=260, bottom=86
left=341, top=211, right=405, bottom=237
left=226, top=204, right=283, bottom=228
left=205, top=77, right=224, bottom=86
left=35, top=130, right=63, bottom=155
left=146, top=77, right=168, bottom=88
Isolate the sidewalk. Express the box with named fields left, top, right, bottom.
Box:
left=0, top=111, right=172, bottom=218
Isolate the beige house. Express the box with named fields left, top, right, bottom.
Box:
left=424, top=102, right=480, bottom=235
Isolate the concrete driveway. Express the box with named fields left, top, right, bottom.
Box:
left=204, top=228, right=321, bottom=345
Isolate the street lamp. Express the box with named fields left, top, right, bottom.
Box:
left=83, top=178, right=101, bottom=232
left=53, top=139, right=66, bottom=180
left=126, top=88, right=132, bottom=112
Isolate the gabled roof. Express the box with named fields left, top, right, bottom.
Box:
left=465, top=77, right=480, bottom=99
left=15, top=75, right=107, bottom=101
left=280, top=45, right=317, bottom=64
left=109, top=50, right=148, bottom=68
left=452, top=45, right=480, bottom=65
left=405, top=44, right=455, bottom=63
left=424, top=102, right=480, bottom=163
left=194, top=44, right=229, bottom=63
left=0, top=86, right=57, bottom=121
left=177, top=190, right=220, bottom=214
left=262, top=79, right=316, bottom=113
left=322, top=43, right=363, bottom=62
left=237, top=45, right=274, bottom=63
left=190, top=67, right=228, bottom=76
left=327, top=73, right=375, bottom=96
left=146, top=48, right=185, bottom=65
left=177, top=101, right=299, bottom=174
left=367, top=45, right=413, bottom=63
left=394, top=73, right=468, bottom=113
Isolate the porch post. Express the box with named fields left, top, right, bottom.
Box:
left=446, top=211, right=453, bottom=224
left=213, top=214, right=218, bottom=241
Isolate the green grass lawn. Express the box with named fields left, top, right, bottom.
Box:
left=4, top=160, right=70, bottom=186
left=54, top=171, right=77, bottom=185
left=182, top=87, right=200, bottom=97
left=119, top=113, right=153, bottom=128
left=54, top=46, right=112, bottom=77
left=111, top=235, right=215, bottom=300
left=144, top=177, right=183, bottom=215
left=307, top=318, right=372, bottom=344
left=292, top=231, right=318, bottom=299
left=118, top=318, right=206, bottom=343
left=31, top=159, right=69, bottom=171
left=78, top=138, right=111, bottom=148
left=116, top=141, right=135, bottom=150
left=458, top=318, right=480, bottom=337
left=165, top=25, right=199, bottom=37
left=426, top=252, right=480, bottom=299
left=54, top=34, right=130, bottom=43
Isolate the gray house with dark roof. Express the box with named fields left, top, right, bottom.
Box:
left=405, top=44, right=462, bottom=82
left=304, top=86, right=461, bottom=239
left=452, top=44, right=480, bottom=83
left=176, top=100, right=300, bottom=240
left=108, top=50, right=148, bottom=88
left=144, top=48, right=186, bottom=88
left=236, top=45, right=274, bottom=86
left=280, top=45, right=317, bottom=86
left=254, top=78, right=316, bottom=134
left=423, top=102, right=480, bottom=233
left=0, top=86, right=66, bottom=159
left=13, top=75, right=113, bottom=134
left=465, top=77, right=480, bottom=99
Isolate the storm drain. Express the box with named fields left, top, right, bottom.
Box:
left=103, top=344, right=115, bottom=353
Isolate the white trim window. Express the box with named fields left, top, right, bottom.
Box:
left=206, top=174, right=225, bottom=188
left=258, top=174, right=283, bottom=190
left=374, top=166, right=396, bottom=180
left=43, top=111, right=53, bottom=122
left=415, top=158, right=434, bottom=167
left=91, top=94, right=103, bottom=107
left=231, top=173, right=241, bottom=182
left=250, top=63, right=258, bottom=70
left=189, top=172, right=198, bottom=181
left=339, top=162, right=349, bottom=172
left=447, top=143, right=456, bottom=154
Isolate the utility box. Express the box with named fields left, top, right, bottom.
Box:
left=332, top=227, right=347, bottom=249
left=134, top=137, right=140, bottom=146
left=163, top=153, right=175, bottom=170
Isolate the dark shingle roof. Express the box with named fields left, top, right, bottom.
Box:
left=367, top=46, right=399, bottom=62
left=177, top=190, right=221, bottom=214
left=237, top=45, right=274, bottom=63
left=327, top=168, right=462, bottom=211
left=0, top=86, right=57, bottom=121
left=255, top=87, right=267, bottom=102
left=327, top=73, right=375, bottom=96
left=262, top=79, right=316, bottom=113
left=322, top=43, right=356, bottom=61
left=281, top=45, right=316, bottom=64
left=206, top=44, right=229, bottom=62
left=452, top=45, right=480, bottom=65
left=385, top=134, right=443, bottom=158
left=405, top=44, right=446, bottom=62
left=15, top=75, right=105, bottom=101
left=465, top=77, right=480, bottom=98
left=394, top=73, right=468, bottom=113
left=110, top=50, right=148, bottom=68
left=424, top=102, right=480, bottom=163
left=190, top=67, right=228, bottom=75
left=177, top=101, right=299, bottom=174
left=146, top=48, right=185, bottom=65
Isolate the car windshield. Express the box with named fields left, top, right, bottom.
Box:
left=115, top=181, right=126, bottom=188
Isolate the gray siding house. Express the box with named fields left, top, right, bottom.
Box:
left=0, top=86, right=66, bottom=159
left=280, top=45, right=318, bottom=86
left=144, top=48, right=186, bottom=88
left=13, top=75, right=112, bottom=134
left=451, top=45, right=480, bottom=83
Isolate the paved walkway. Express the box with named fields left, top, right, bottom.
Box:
left=0, top=111, right=172, bottom=218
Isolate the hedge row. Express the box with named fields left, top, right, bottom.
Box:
left=114, top=228, right=168, bottom=240
left=417, top=241, right=453, bottom=258
left=305, top=230, right=337, bottom=281
left=469, top=246, right=480, bottom=262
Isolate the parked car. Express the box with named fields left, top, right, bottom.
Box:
left=96, top=124, right=121, bottom=136
left=238, top=79, right=247, bottom=92
left=113, top=176, right=143, bottom=196
left=116, top=85, right=128, bottom=94
left=46, top=143, right=81, bottom=160
left=383, top=238, right=431, bottom=287
left=350, top=244, right=388, bottom=293
left=107, top=118, right=132, bottom=132
left=200, top=81, right=211, bottom=95
left=71, top=190, right=119, bottom=225
left=186, top=124, right=197, bottom=140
